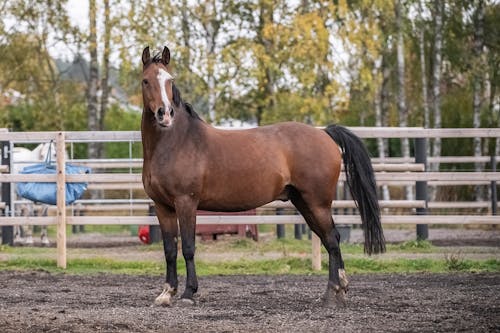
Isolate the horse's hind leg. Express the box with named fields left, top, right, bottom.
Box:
left=40, top=206, right=50, bottom=246
left=291, top=192, right=348, bottom=307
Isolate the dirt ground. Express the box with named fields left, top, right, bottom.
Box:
left=0, top=271, right=498, bottom=333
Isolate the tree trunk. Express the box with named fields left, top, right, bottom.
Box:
left=201, top=1, right=220, bottom=123
left=493, top=74, right=500, bottom=160
left=417, top=0, right=430, bottom=167
left=87, top=0, right=99, bottom=160
left=260, top=1, right=276, bottom=122
left=395, top=0, right=413, bottom=200
left=472, top=0, right=485, bottom=202
left=99, top=0, right=111, bottom=158
left=429, top=0, right=444, bottom=202
left=375, top=54, right=391, bottom=201
left=180, top=0, right=191, bottom=69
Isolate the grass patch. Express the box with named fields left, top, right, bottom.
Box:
left=0, top=256, right=498, bottom=276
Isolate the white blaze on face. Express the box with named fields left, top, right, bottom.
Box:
left=157, top=68, right=174, bottom=111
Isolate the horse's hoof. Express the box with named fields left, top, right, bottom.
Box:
left=154, top=293, right=173, bottom=306
left=338, top=269, right=349, bottom=291
left=153, top=283, right=176, bottom=307
left=25, top=236, right=34, bottom=245
left=321, top=286, right=347, bottom=308
left=41, top=237, right=50, bottom=246
left=177, top=297, right=196, bottom=307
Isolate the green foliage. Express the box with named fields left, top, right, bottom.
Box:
left=103, top=105, right=142, bottom=158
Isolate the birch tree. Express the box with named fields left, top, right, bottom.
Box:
left=395, top=0, right=413, bottom=200
left=471, top=0, right=486, bottom=201
left=430, top=0, right=444, bottom=180
left=99, top=0, right=111, bottom=158
left=87, top=0, right=99, bottom=160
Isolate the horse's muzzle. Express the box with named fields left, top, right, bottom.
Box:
left=156, top=107, right=173, bottom=127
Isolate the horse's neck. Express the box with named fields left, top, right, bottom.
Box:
left=141, top=110, right=198, bottom=161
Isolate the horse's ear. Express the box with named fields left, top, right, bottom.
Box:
left=142, top=46, right=151, bottom=66
left=161, top=46, right=170, bottom=65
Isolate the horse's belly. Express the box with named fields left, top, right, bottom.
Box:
left=199, top=172, right=286, bottom=212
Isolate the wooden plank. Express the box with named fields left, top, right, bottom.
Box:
left=0, top=132, right=58, bottom=142
left=349, top=127, right=500, bottom=138
left=371, top=172, right=500, bottom=182
left=65, top=131, right=141, bottom=142
left=372, top=163, right=424, bottom=172
left=428, top=156, right=498, bottom=164
left=262, top=200, right=426, bottom=209
left=311, top=233, right=321, bottom=271
left=372, top=156, right=499, bottom=164
left=66, top=173, right=142, bottom=183
left=378, top=180, right=493, bottom=186
left=74, top=204, right=150, bottom=211
left=87, top=183, right=145, bottom=190
left=0, top=174, right=57, bottom=182
left=428, top=201, right=495, bottom=209
left=56, top=132, right=66, bottom=269
left=0, top=216, right=57, bottom=225
left=0, top=173, right=141, bottom=183
left=0, top=165, right=8, bottom=173
left=69, top=162, right=142, bottom=169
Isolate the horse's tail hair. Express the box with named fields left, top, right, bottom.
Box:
left=324, top=124, right=386, bottom=255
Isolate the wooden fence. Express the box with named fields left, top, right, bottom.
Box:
left=0, top=128, right=499, bottom=269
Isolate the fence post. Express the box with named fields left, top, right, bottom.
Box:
left=56, top=132, right=67, bottom=269
left=311, top=233, right=321, bottom=271
left=276, top=208, right=285, bottom=239
left=294, top=224, right=302, bottom=240
left=415, top=137, right=428, bottom=240
left=148, top=204, right=161, bottom=243
left=1, top=140, right=13, bottom=245
left=492, top=155, right=497, bottom=216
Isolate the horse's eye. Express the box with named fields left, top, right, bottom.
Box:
left=142, top=79, right=149, bottom=86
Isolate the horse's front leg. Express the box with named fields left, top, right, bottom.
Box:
left=154, top=204, right=179, bottom=306
left=175, top=197, right=198, bottom=305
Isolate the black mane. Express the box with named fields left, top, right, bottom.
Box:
left=171, top=83, right=202, bottom=121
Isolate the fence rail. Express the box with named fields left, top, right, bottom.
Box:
left=1, top=128, right=499, bottom=269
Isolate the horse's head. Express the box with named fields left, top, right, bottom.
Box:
left=141, top=46, right=180, bottom=128
left=36, top=142, right=57, bottom=161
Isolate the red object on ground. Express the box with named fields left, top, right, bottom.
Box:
left=138, top=225, right=150, bottom=244
left=138, top=210, right=258, bottom=244
left=196, top=210, right=258, bottom=241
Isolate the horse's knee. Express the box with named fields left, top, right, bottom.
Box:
left=162, top=236, right=178, bottom=262
left=182, top=242, right=195, bottom=261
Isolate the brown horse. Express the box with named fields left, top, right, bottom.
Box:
left=141, top=46, right=385, bottom=307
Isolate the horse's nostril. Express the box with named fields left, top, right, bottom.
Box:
left=169, top=107, right=174, bottom=117
left=158, top=107, right=165, bottom=117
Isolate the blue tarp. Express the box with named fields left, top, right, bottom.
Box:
left=17, top=163, right=91, bottom=205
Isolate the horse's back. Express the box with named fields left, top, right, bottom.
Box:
left=199, top=122, right=342, bottom=210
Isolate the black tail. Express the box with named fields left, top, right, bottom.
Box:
left=324, top=124, right=385, bottom=255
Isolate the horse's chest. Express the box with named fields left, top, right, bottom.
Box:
left=142, top=169, right=174, bottom=205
